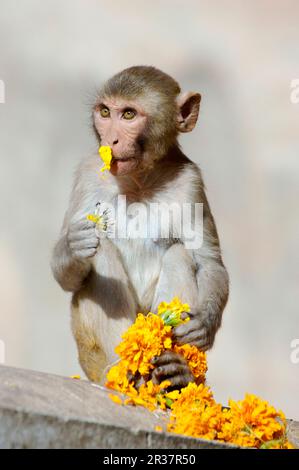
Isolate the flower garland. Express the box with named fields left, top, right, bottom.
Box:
left=105, top=297, right=293, bottom=449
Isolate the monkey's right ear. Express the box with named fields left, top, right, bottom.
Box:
left=176, top=92, right=201, bottom=133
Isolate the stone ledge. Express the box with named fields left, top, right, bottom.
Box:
left=0, top=365, right=297, bottom=449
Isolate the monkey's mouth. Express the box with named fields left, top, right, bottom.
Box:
left=110, top=156, right=137, bottom=175
left=112, top=156, right=135, bottom=163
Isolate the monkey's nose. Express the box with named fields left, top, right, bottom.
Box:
left=113, top=139, right=119, bottom=145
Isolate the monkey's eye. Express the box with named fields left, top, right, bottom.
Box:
left=122, top=109, right=136, bottom=120
left=100, top=107, right=110, bottom=118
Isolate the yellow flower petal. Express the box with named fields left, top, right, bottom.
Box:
left=166, top=390, right=180, bottom=400
left=99, top=146, right=112, bottom=172
left=109, top=394, right=123, bottom=405
left=86, top=214, right=101, bottom=224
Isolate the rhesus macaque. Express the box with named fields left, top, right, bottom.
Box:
left=51, top=66, right=229, bottom=387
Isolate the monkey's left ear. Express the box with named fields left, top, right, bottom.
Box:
left=176, top=92, right=201, bottom=133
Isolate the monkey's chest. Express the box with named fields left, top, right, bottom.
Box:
left=112, top=237, right=168, bottom=306
left=106, top=194, right=181, bottom=305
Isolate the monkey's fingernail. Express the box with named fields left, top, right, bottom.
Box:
left=151, top=356, right=158, bottom=363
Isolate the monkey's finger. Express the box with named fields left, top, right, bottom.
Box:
left=186, top=326, right=214, bottom=350
left=190, top=337, right=214, bottom=351
left=71, top=246, right=99, bottom=258
left=80, top=217, right=98, bottom=227
left=166, top=374, right=195, bottom=390
left=73, top=248, right=98, bottom=259
left=183, top=311, right=198, bottom=318
left=174, top=329, right=206, bottom=346
left=173, top=318, right=202, bottom=338
left=152, top=363, right=188, bottom=381
left=180, top=311, right=190, bottom=320
left=69, top=227, right=98, bottom=241
left=134, top=376, right=146, bottom=390
left=73, top=219, right=96, bottom=230
left=70, top=238, right=99, bottom=251
left=151, top=351, right=186, bottom=366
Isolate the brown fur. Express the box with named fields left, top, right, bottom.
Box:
left=51, top=67, right=229, bottom=385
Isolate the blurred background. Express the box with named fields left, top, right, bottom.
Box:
left=0, top=0, right=298, bottom=419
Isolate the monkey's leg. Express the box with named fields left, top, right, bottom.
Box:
left=151, top=243, right=200, bottom=312
left=152, top=241, right=228, bottom=351
left=71, top=316, right=106, bottom=384
left=149, top=243, right=205, bottom=388
left=71, top=239, right=138, bottom=383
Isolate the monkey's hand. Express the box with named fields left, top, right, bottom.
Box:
left=67, top=218, right=100, bottom=260
left=151, top=351, right=195, bottom=390
left=173, top=313, right=214, bottom=351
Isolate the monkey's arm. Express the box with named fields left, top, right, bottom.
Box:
left=51, top=219, right=98, bottom=292
left=51, top=156, right=104, bottom=292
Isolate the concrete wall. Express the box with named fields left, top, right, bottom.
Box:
left=0, top=1, right=298, bottom=419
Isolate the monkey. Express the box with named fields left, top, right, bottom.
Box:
left=51, top=66, right=229, bottom=388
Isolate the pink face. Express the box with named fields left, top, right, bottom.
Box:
left=93, top=96, right=148, bottom=176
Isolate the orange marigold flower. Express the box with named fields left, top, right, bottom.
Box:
left=168, top=383, right=222, bottom=441
left=106, top=361, right=133, bottom=395
left=170, top=383, right=215, bottom=410
left=115, top=313, right=172, bottom=376
left=223, top=394, right=293, bottom=448
left=157, top=297, right=190, bottom=327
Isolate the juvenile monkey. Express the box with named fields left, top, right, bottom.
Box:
left=51, top=66, right=229, bottom=387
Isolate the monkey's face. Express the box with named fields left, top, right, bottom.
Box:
left=93, top=96, right=148, bottom=176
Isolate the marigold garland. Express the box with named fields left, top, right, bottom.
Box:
left=105, top=297, right=293, bottom=449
